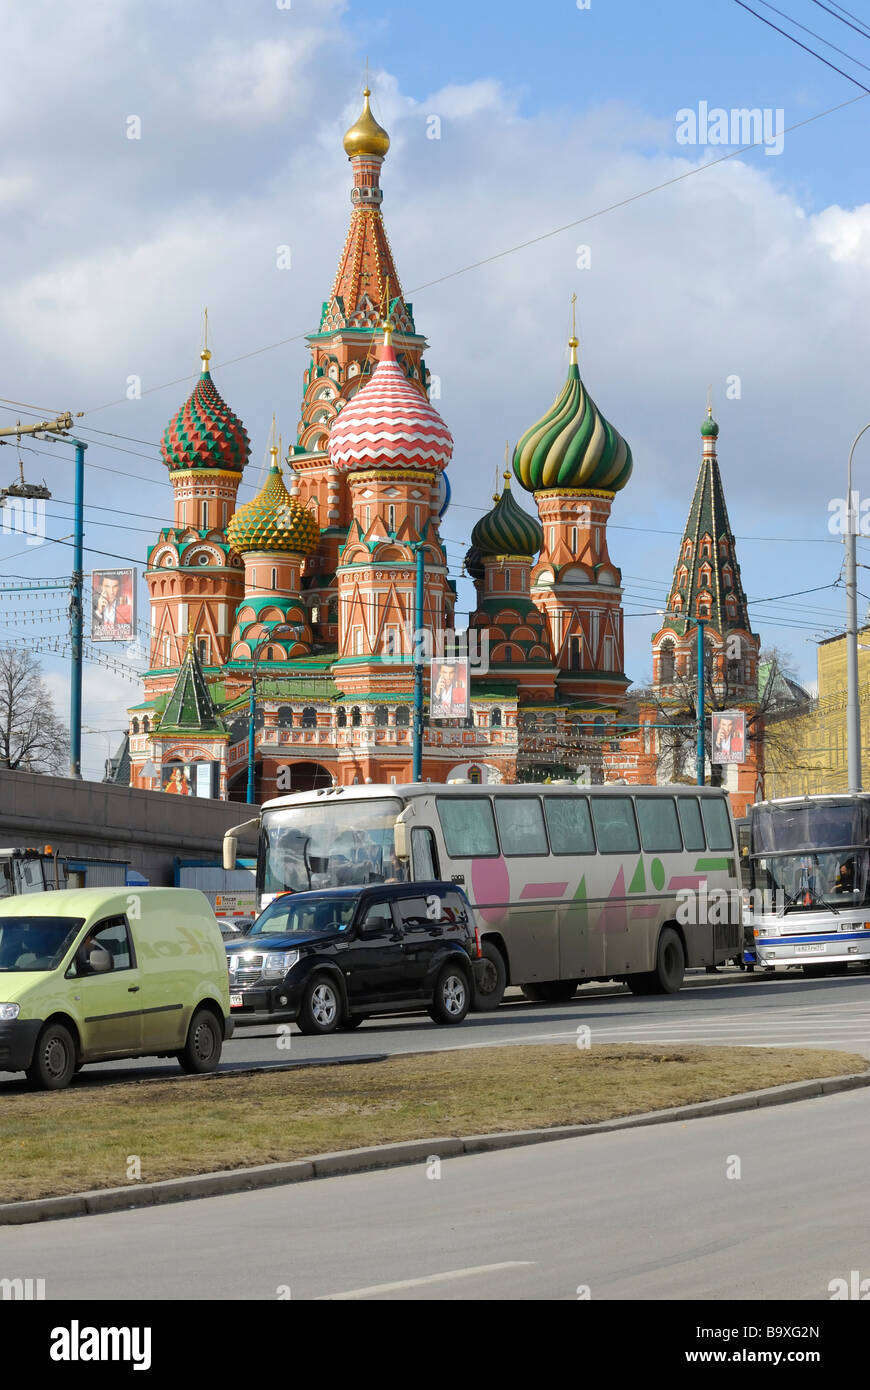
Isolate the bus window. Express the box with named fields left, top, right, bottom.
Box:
left=411, top=826, right=440, bottom=880
left=701, top=797, right=734, bottom=851
left=677, top=797, right=705, bottom=851
left=436, top=797, right=499, bottom=857
left=543, top=796, right=594, bottom=855
left=494, top=798, right=548, bottom=856
left=635, top=797, right=682, bottom=853
left=590, top=798, right=640, bottom=854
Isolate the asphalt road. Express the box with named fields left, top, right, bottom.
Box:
left=6, top=1085, right=870, bottom=1300
left=3, top=967, right=870, bottom=1094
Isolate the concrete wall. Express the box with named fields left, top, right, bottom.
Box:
left=0, top=770, right=260, bottom=886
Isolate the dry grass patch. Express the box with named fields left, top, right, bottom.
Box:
left=1, top=1043, right=864, bottom=1203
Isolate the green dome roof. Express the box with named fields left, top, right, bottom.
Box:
left=701, top=409, right=719, bottom=438
left=471, top=476, right=544, bottom=556
left=226, top=453, right=318, bottom=556
left=512, top=356, right=632, bottom=494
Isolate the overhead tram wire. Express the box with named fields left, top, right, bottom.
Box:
left=733, top=0, right=870, bottom=89
left=754, top=0, right=870, bottom=68
left=809, top=0, right=870, bottom=41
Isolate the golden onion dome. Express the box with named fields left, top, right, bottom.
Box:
left=343, top=88, right=390, bottom=159
left=226, top=447, right=318, bottom=556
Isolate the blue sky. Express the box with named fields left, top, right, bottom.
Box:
left=1, top=0, right=869, bottom=778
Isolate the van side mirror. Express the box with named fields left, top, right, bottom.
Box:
left=86, top=946, right=113, bottom=974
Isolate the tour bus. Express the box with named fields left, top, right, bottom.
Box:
left=747, top=793, right=870, bottom=974
left=224, top=782, right=742, bottom=1009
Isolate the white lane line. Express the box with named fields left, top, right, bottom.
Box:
left=316, top=1261, right=536, bottom=1300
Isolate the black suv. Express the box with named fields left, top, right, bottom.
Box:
left=225, top=881, right=481, bottom=1034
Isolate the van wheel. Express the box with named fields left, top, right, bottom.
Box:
left=472, top=941, right=507, bottom=1011
left=297, top=975, right=341, bottom=1035
left=26, top=1022, right=77, bottom=1090
left=429, top=965, right=470, bottom=1025
left=178, top=1008, right=223, bottom=1074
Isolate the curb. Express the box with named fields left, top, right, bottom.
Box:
left=2, top=1068, right=868, bottom=1226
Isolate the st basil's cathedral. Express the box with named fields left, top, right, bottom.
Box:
left=127, top=89, right=762, bottom=815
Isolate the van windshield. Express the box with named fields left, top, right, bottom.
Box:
left=0, top=917, right=83, bottom=972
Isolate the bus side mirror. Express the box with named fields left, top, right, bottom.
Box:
left=394, top=821, right=409, bottom=862
left=223, top=835, right=237, bottom=872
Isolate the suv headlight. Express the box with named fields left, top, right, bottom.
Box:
left=0, top=1003, right=20, bottom=1020
left=262, top=951, right=299, bottom=979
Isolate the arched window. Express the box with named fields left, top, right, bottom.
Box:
left=277, top=706, right=293, bottom=729
left=351, top=706, right=361, bottom=727
left=678, top=566, right=688, bottom=588
left=388, top=504, right=396, bottom=532
left=201, top=501, right=208, bottom=530
left=491, top=707, right=502, bottom=727
left=142, top=716, right=150, bottom=733
left=659, top=640, right=675, bottom=683
left=131, top=718, right=139, bottom=734
left=336, top=706, right=347, bottom=728
left=504, top=569, right=511, bottom=592
left=271, top=568, right=278, bottom=591
left=395, top=706, right=410, bottom=727
left=468, top=765, right=482, bottom=785
left=374, top=706, right=389, bottom=726
left=327, top=599, right=338, bottom=624
left=301, top=707, right=317, bottom=728
left=265, top=647, right=274, bottom=661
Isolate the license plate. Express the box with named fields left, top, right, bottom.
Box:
left=230, top=993, right=244, bottom=1008
left=795, top=944, right=826, bottom=955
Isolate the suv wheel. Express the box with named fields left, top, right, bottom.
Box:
left=428, top=964, right=470, bottom=1025
left=297, top=974, right=341, bottom=1035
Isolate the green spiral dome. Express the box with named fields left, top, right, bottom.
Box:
left=513, top=361, right=632, bottom=494
left=226, top=455, right=318, bottom=555
left=471, top=476, right=544, bottom=557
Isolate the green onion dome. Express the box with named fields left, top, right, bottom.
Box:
left=471, top=474, right=544, bottom=557
left=701, top=407, right=719, bottom=438
left=464, top=545, right=484, bottom=581
left=512, top=341, right=632, bottom=494
left=161, top=350, right=250, bottom=474
left=226, top=449, right=318, bottom=555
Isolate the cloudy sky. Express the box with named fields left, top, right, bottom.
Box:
left=1, top=0, right=869, bottom=778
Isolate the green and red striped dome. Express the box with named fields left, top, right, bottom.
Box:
left=471, top=475, right=543, bottom=557
left=161, top=350, right=250, bottom=474
left=513, top=352, right=632, bottom=495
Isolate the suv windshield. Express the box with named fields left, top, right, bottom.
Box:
left=248, top=895, right=359, bottom=937
left=261, top=798, right=406, bottom=892
left=0, top=917, right=83, bottom=972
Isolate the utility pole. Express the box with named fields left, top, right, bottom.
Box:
left=846, top=423, right=870, bottom=794
left=0, top=412, right=82, bottom=775
left=696, top=617, right=706, bottom=786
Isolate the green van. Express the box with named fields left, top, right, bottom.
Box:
left=0, top=886, right=233, bottom=1090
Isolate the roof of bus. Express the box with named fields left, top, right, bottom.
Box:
left=260, top=782, right=732, bottom=812
left=753, top=794, right=864, bottom=808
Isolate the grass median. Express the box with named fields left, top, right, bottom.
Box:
left=1, top=1043, right=865, bottom=1204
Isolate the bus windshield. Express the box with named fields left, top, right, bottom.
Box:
left=261, top=798, right=407, bottom=893
left=751, top=800, right=870, bottom=910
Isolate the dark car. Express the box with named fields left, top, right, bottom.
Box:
left=225, top=881, right=482, bottom=1034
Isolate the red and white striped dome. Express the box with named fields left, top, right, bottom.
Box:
left=327, top=342, right=453, bottom=473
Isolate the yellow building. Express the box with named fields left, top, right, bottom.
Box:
left=764, top=628, right=870, bottom=797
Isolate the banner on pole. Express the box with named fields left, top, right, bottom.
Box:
left=91, top=568, right=136, bottom=642
left=430, top=658, right=469, bottom=720
left=712, top=709, right=745, bottom=764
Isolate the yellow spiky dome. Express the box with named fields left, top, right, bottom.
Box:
left=226, top=448, right=318, bottom=555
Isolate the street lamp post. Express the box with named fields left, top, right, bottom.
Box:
left=246, top=625, right=302, bottom=805
left=846, top=423, right=870, bottom=794
left=410, top=541, right=441, bottom=784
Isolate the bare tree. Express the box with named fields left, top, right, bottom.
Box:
left=646, top=645, right=808, bottom=787
left=0, top=649, right=69, bottom=774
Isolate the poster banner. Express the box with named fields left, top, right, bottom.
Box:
left=430, top=657, right=469, bottom=720
left=91, top=568, right=136, bottom=642
left=712, top=710, right=746, bottom=764
left=162, top=762, right=218, bottom=798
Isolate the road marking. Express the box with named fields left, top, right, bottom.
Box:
left=317, top=1261, right=535, bottom=1299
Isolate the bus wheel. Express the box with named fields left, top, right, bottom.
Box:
left=535, top=979, right=580, bottom=1003
left=650, top=928, right=685, bottom=993
left=521, top=983, right=547, bottom=1002
left=471, top=941, right=507, bottom=1011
